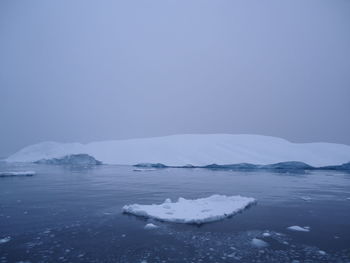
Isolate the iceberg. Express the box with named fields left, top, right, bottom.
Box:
left=0, top=171, right=36, bottom=177
left=122, top=195, right=256, bottom=224
left=5, top=134, right=350, bottom=167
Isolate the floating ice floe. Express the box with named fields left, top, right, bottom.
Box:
left=287, top=226, right=310, bottom=232
left=0, top=171, right=36, bottom=177
left=251, top=238, right=269, bottom=248
left=262, top=232, right=271, bottom=237
left=144, top=223, right=159, bottom=229
left=0, top=236, right=11, bottom=244
left=300, top=196, right=312, bottom=201
left=133, top=168, right=157, bottom=172
left=123, top=195, right=256, bottom=224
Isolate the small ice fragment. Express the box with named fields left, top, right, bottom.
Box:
left=144, top=223, right=158, bottom=230
left=251, top=238, right=269, bottom=248
left=0, top=237, right=11, bottom=244
left=133, top=168, right=156, bottom=172
left=319, top=250, right=326, bottom=255
left=121, top=234, right=126, bottom=238
left=300, top=196, right=312, bottom=201
left=0, top=171, right=36, bottom=177
left=287, top=226, right=310, bottom=232
left=262, top=232, right=271, bottom=237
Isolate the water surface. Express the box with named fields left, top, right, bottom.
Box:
left=0, top=163, right=350, bottom=262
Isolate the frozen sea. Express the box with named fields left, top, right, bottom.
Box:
left=0, top=163, right=350, bottom=263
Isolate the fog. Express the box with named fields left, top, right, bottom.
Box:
left=1, top=0, right=349, bottom=157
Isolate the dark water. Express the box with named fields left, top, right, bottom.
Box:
left=0, top=163, right=350, bottom=263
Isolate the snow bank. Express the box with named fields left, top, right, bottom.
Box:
left=6, top=134, right=350, bottom=167
left=122, top=195, right=256, bottom=224
left=0, top=171, right=36, bottom=177
left=287, top=226, right=310, bottom=232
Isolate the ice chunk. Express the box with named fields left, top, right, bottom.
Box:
left=34, top=154, right=102, bottom=165
left=0, top=171, right=35, bottom=177
left=133, top=168, right=157, bottom=172
left=0, top=236, right=11, bottom=244
left=123, top=195, right=256, bottom=224
left=144, top=223, right=159, bottom=229
left=262, top=232, right=271, bottom=237
left=251, top=238, right=269, bottom=248
left=300, top=196, right=312, bottom=201
left=287, top=226, right=310, bottom=232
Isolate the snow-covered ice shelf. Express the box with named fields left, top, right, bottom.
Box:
left=123, top=195, right=256, bottom=224
left=6, top=134, right=350, bottom=167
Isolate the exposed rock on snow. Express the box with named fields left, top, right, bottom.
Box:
left=287, top=226, right=310, bottom=232
left=123, top=195, right=256, bottom=224
left=34, top=154, right=102, bottom=165
left=0, top=171, right=35, bottom=177
left=6, top=134, right=350, bottom=167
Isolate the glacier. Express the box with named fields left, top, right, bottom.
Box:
left=122, top=195, right=256, bottom=224
left=5, top=134, right=350, bottom=167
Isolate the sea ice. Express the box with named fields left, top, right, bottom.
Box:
left=123, top=195, right=256, bottom=224
left=144, top=223, right=159, bottom=229
left=251, top=238, right=269, bottom=248
left=300, top=196, right=312, bottom=201
left=0, top=171, right=35, bottom=177
left=0, top=236, right=11, bottom=244
left=287, top=226, right=310, bottom=232
left=133, top=168, right=157, bottom=172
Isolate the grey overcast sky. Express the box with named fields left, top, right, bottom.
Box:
left=0, top=0, right=350, bottom=157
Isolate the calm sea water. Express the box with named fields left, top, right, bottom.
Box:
left=0, top=163, right=350, bottom=263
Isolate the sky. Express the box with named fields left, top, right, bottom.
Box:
left=0, top=0, right=350, bottom=157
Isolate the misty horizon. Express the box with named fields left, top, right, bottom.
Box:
left=1, top=0, right=350, bottom=157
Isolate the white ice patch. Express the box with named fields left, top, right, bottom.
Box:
left=300, top=196, right=312, bottom=201
left=0, top=171, right=35, bottom=177
left=0, top=236, right=11, bottom=244
left=123, top=195, right=256, bottom=224
left=251, top=238, right=269, bottom=248
left=287, top=226, right=310, bottom=232
left=144, top=223, right=159, bottom=229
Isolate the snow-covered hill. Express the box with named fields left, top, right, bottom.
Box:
left=5, top=134, right=350, bottom=167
